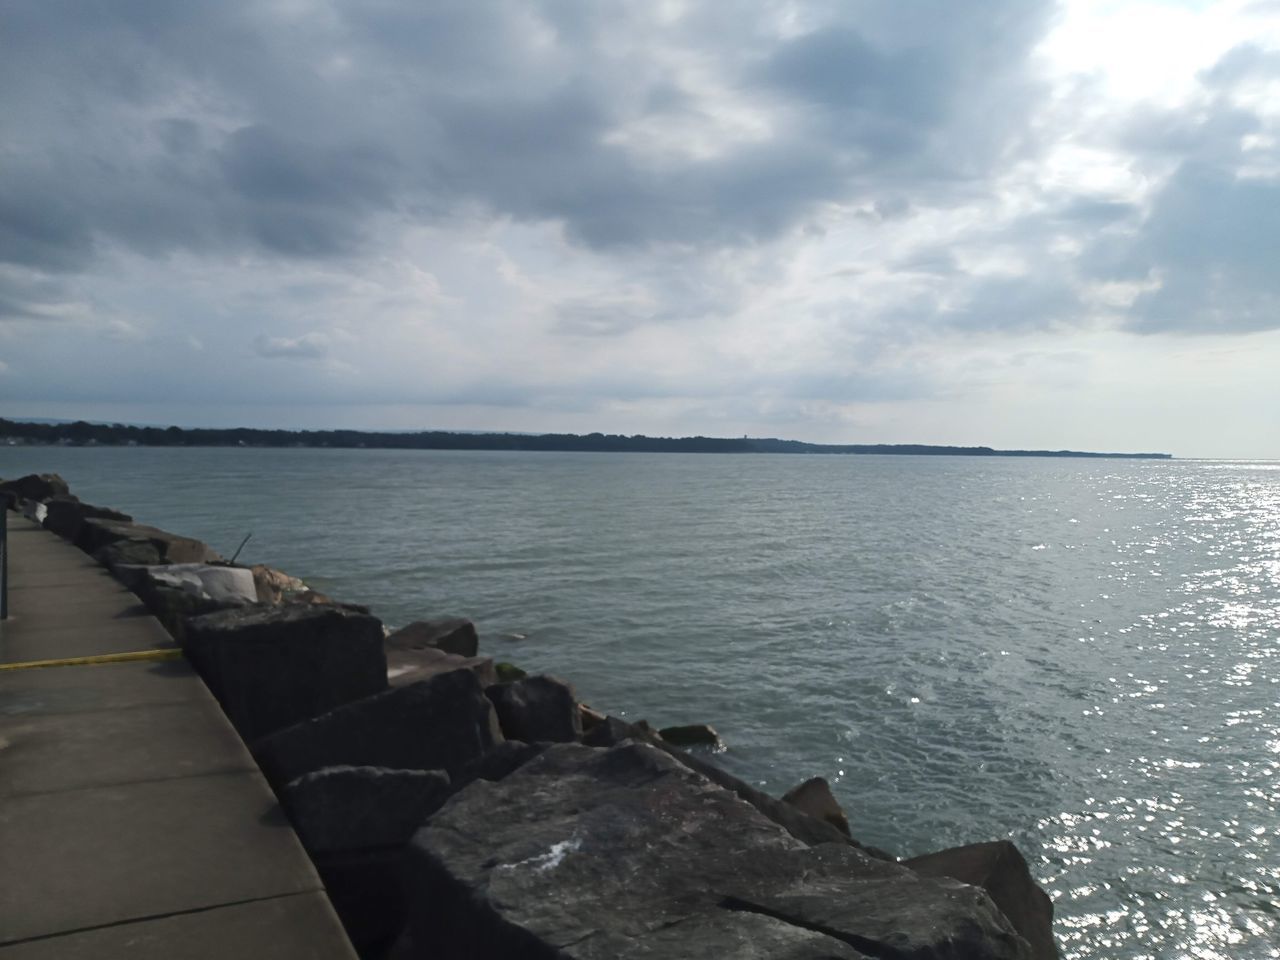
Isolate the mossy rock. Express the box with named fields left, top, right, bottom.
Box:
left=494, top=662, right=528, bottom=683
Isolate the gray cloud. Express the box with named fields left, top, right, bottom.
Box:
left=2, top=0, right=1278, bottom=447
left=253, top=333, right=329, bottom=360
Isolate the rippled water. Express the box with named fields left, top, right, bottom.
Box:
left=4, top=447, right=1277, bottom=959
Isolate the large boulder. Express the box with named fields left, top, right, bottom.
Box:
left=253, top=670, right=504, bottom=790
left=905, top=841, right=1060, bottom=960
left=78, top=517, right=222, bottom=566
left=0, top=473, right=69, bottom=503
left=582, top=715, right=890, bottom=858
left=284, top=766, right=455, bottom=958
left=782, top=777, right=852, bottom=837
left=126, top=564, right=258, bottom=641
left=398, top=742, right=1035, bottom=960
left=148, top=563, right=258, bottom=604
left=386, top=617, right=479, bottom=658
left=284, top=766, right=453, bottom=856
left=388, top=646, right=498, bottom=689
left=485, top=674, right=582, bottom=744
left=42, top=495, right=132, bottom=542
left=183, top=603, right=388, bottom=741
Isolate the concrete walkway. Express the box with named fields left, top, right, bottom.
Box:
left=0, top=517, right=356, bottom=958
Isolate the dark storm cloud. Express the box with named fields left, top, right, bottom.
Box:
left=0, top=0, right=1055, bottom=290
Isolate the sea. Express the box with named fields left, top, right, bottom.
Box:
left=3, top=446, right=1277, bottom=960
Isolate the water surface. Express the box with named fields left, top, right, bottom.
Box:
left=4, top=446, right=1276, bottom=959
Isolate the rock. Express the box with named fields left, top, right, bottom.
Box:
left=42, top=495, right=132, bottom=542
left=148, top=563, right=258, bottom=604
left=282, top=765, right=456, bottom=958
left=253, top=670, right=504, bottom=790
left=77, top=517, right=222, bottom=566
left=581, top=715, right=893, bottom=859
left=782, top=777, right=851, bottom=837
left=127, top=564, right=258, bottom=641
left=183, top=603, right=387, bottom=741
left=284, top=766, right=453, bottom=856
left=250, top=563, right=308, bottom=603
left=453, top=740, right=551, bottom=791
left=0, top=473, right=69, bottom=502
left=905, top=840, right=1060, bottom=960
left=494, top=662, right=527, bottom=683
left=581, top=715, right=656, bottom=747
left=387, top=646, right=498, bottom=689
left=96, top=538, right=163, bottom=568
left=386, top=617, right=479, bottom=658
left=485, top=674, right=582, bottom=744
left=659, top=723, right=723, bottom=749
left=399, top=742, right=1034, bottom=960
left=579, top=704, right=607, bottom=734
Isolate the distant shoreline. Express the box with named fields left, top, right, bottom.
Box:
left=0, top=418, right=1173, bottom=460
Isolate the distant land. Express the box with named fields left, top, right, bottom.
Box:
left=0, top=418, right=1173, bottom=459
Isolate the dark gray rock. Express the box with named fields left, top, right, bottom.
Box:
left=782, top=776, right=851, bottom=837
left=386, top=617, right=479, bottom=658
left=485, top=674, right=582, bottom=744
left=453, top=740, right=551, bottom=791
left=284, top=766, right=453, bottom=855
left=906, top=840, right=1060, bottom=960
left=580, top=714, right=894, bottom=859
left=387, top=646, right=497, bottom=689
left=319, top=848, right=413, bottom=960
left=0, top=473, right=69, bottom=503
left=581, top=715, right=656, bottom=748
left=399, top=742, right=1034, bottom=960
left=253, top=670, right=504, bottom=790
left=78, top=517, right=222, bottom=565
left=659, top=722, right=723, bottom=749
left=283, top=765, right=454, bottom=959
left=184, top=602, right=387, bottom=741
left=42, top=495, right=132, bottom=542
left=96, top=538, right=164, bottom=568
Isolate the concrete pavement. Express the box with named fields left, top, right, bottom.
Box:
left=0, top=517, right=357, bottom=957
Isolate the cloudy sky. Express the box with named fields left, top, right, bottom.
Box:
left=3, top=0, right=1279, bottom=457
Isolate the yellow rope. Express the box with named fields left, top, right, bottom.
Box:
left=0, top=648, right=185, bottom=671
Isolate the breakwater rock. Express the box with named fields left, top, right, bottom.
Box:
left=6, top=473, right=1061, bottom=959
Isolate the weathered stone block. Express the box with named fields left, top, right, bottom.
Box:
left=0, top=473, right=69, bottom=502
left=42, top=495, right=132, bottom=542
left=386, top=617, right=479, bottom=658
left=78, top=517, right=222, bottom=566
left=184, top=602, right=387, bottom=741
left=284, top=766, right=453, bottom=856
left=906, top=840, right=1060, bottom=960
left=782, top=776, right=851, bottom=837
left=485, top=674, right=581, bottom=744
left=399, top=742, right=1035, bottom=959
left=659, top=723, right=723, bottom=749
left=253, top=670, right=503, bottom=789
left=387, top=646, right=497, bottom=689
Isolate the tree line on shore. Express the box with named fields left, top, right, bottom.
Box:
left=0, top=418, right=1171, bottom=459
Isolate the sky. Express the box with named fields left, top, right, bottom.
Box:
left=3, top=0, right=1279, bottom=457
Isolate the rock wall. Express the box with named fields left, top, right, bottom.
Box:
left=4, top=473, right=1061, bottom=960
